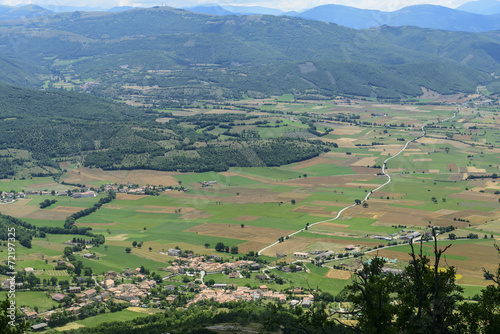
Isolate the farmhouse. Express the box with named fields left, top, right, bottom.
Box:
left=72, top=191, right=96, bottom=198
left=101, top=279, right=115, bottom=289
left=52, top=293, right=66, bottom=302
left=23, top=310, right=38, bottom=319
left=317, top=251, right=335, bottom=259
left=293, top=252, right=309, bottom=259
left=31, top=323, right=48, bottom=331
left=302, top=298, right=312, bottom=308
left=69, top=286, right=81, bottom=293
left=83, top=253, right=96, bottom=259
left=83, top=289, right=97, bottom=298
left=401, top=232, right=421, bottom=240
left=168, top=248, right=182, bottom=257
left=166, top=295, right=178, bottom=303
left=345, top=245, right=356, bottom=251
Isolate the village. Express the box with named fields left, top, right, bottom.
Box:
left=3, top=246, right=329, bottom=332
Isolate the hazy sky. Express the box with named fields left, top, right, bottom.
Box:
left=0, top=0, right=479, bottom=12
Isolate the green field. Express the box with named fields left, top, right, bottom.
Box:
left=0, top=100, right=498, bottom=318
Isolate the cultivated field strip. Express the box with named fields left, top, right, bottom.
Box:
left=258, top=109, right=459, bottom=255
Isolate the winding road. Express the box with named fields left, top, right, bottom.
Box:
left=258, top=108, right=459, bottom=256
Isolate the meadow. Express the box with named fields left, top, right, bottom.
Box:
left=0, top=98, right=499, bottom=297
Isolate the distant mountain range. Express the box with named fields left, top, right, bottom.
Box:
left=0, top=4, right=136, bottom=21
left=457, top=0, right=500, bottom=15
left=2, top=2, right=500, bottom=32
left=295, top=4, right=500, bottom=32
left=0, top=4, right=52, bottom=21
left=0, top=6, right=498, bottom=99
left=185, top=3, right=500, bottom=32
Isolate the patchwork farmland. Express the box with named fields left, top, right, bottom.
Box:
left=1, top=96, right=499, bottom=331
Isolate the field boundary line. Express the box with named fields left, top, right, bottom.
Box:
left=258, top=108, right=459, bottom=255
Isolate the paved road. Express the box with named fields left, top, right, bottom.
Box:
left=257, top=107, right=460, bottom=256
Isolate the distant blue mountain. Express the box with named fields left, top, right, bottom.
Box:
left=108, top=7, right=141, bottom=13
left=183, top=5, right=234, bottom=16
left=37, top=5, right=107, bottom=13
left=296, top=4, right=500, bottom=32
left=296, top=4, right=385, bottom=29
left=457, top=0, right=500, bottom=15
left=220, top=5, right=284, bottom=15
left=0, top=4, right=53, bottom=21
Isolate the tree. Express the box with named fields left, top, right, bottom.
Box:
left=458, top=244, right=500, bottom=333
left=355, top=199, right=362, bottom=205
left=345, top=256, right=397, bottom=334
left=362, top=202, right=369, bottom=208
left=132, top=241, right=138, bottom=247
left=0, top=295, right=28, bottom=333
left=345, top=231, right=463, bottom=334
left=204, top=243, right=210, bottom=249
left=241, top=224, right=245, bottom=228
left=125, top=247, right=132, bottom=253
left=104, top=245, right=108, bottom=251
left=291, top=199, right=296, bottom=205
left=231, top=246, right=239, bottom=254
left=149, top=247, right=152, bottom=252
left=215, top=242, right=225, bottom=252
left=394, top=235, right=463, bottom=333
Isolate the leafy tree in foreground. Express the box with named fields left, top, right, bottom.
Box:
left=344, top=230, right=463, bottom=334
left=457, top=244, right=500, bottom=333
left=345, top=256, right=397, bottom=334
left=0, top=295, right=28, bottom=334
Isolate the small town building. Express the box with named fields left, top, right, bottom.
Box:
left=72, top=191, right=96, bottom=198
left=52, top=293, right=66, bottom=302
left=293, top=252, right=309, bottom=259
left=168, top=248, right=182, bottom=257
left=83, top=289, right=97, bottom=298
left=302, top=298, right=312, bottom=308
left=31, top=323, right=48, bottom=331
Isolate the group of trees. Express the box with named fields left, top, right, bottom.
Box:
left=343, top=235, right=500, bottom=334
left=64, top=191, right=116, bottom=230
left=39, top=199, right=57, bottom=208
left=214, top=242, right=238, bottom=254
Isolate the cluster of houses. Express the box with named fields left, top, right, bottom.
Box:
left=166, top=254, right=261, bottom=275
left=292, top=250, right=337, bottom=260
left=23, top=189, right=96, bottom=198
left=187, top=285, right=297, bottom=307
left=103, top=183, right=161, bottom=194
left=23, top=269, right=158, bottom=331
left=0, top=191, right=24, bottom=203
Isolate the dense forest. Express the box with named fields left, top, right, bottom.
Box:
left=0, top=7, right=498, bottom=99
left=0, top=84, right=329, bottom=177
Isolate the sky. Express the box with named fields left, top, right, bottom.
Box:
left=0, top=0, right=481, bottom=12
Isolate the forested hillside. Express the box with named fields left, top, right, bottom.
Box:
left=0, top=84, right=327, bottom=177
left=0, top=6, right=498, bottom=99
